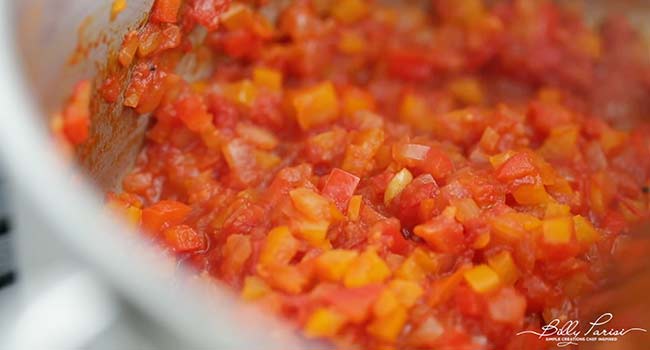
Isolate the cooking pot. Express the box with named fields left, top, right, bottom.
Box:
left=0, top=0, right=649, bottom=349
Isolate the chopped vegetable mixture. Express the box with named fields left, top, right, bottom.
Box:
left=56, top=0, right=650, bottom=349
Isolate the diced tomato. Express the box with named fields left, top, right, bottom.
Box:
left=163, top=224, right=206, bottom=252
left=141, top=200, right=192, bottom=233
left=100, top=75, right=121, bottom=103
left=318, top=284, right=382, bottom=323
left=487, top=287, right=526, bottom=326
left=151, top=0, right=182, bottom=24
left=175, top=93, right=213, bottom=132
left=387, top=49, right=434, bottom=81
left=62, top=80, right=92, bottom=145
left=63, top=114, right=90, bottom=146
left=372, top=218, right=408, bottom=254
left=414, top=209, right=465, bottom=254
left=390, top=174, right=438, bottom=229
left=189, top=0, right=232, bottom=31
left=322, top=168, right=360, bottom=212
left=495, top=151, right=537, bottom=182
left=418, top=147, right=454, bottom=181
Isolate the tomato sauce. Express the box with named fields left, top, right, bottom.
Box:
left=56, top=0, right=650, bottom=349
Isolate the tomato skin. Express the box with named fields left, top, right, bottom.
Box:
left=141, top=200, right=192, bottom=234
left=322, top=168, right=360, bottom=212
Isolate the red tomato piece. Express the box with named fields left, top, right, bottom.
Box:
left=418, top=147, right=454, bottom=181
left=387, top=49, right=434, bottom=81
left=496, top=152, right=537, bottom=182
left=142, top=200, right=192, bottom=233
left=62, top=80, right=91, bottom=145
left=176, top=93, right=213, bottom=132
left=189, top=0, right=232, bottom=31
left=163, top=224, right=206, bottom=252
left=322, top=168, right=361, bottom=212
left=414, top=212, right=465, bottom=254
left=151, top=0, right=182, bottom=23
left=318, top=284, right=382, bottom=323
left=391, top=174, right=438, bottom=229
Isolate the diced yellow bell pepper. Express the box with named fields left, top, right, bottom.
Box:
left=373, top=289, right=401, bottom=317
left=295, top=220, right=330, bottom=247
left=411, top=248, right=439, bottom=273
left=107, top=199, right=142, bottom=228
left=479, top=126, right=500, bottom=152
left=489, top=150, right=516, bottom=168
left=341, top=86, right=375, bottom=116
left=399, top=93, right=435, bottom=132
left=200, top=126, right=222, bottom=150
left=448, top=77, right=484, bottom=105
left=236, top=123, right=279, bottom=150
left=542, top=216, right=573, bottom=244
left=224, top=80, right=257, bottom=106
left=573, top=215, right=600, bottom=245
left=600, top=128, right=627, bottom=155
left=289, top=188, right=332, bottom=222
left=451, top=198, right=481, bottom=223
left=384, top=168, right=413, bottom=205
left=512, top=183, right=551, bottom=205
left=293, top=81, right=340, bottom=130
left=539, top=125, right=579, bottom=160
left=463, top=264, right=501, bottom=294
left=347, top=194, right=363, bottom=221
left=395, top=255, right=425, bottom=282
left=544, top=202, right=571, bottom=219
left=314, top=249, right=358, bottom=282
left=220, top=3, right=254, bottom=30
left=342, top=128, right=386, bottom=176
left=259, top=226, right=299, bottom=266
left=253, top=67, right=283, bottom=92
left=241, top=276, right=271, bottom=301
left=367, top=305, right=408, bottom=342
left=344, top=249, right=391, bottom=288
left=490, top=212, right=541, bottom=242
left=487, top=251, right=519, bottom=285
left=472, top=232, right=491, bottom=249
left=254, top=150, right=281, bottom=170
left=305, top=307, right=347, bottom=338
left=388, top=279, right=423, bottom=308
left=257, top=264, right=307, bottom=294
